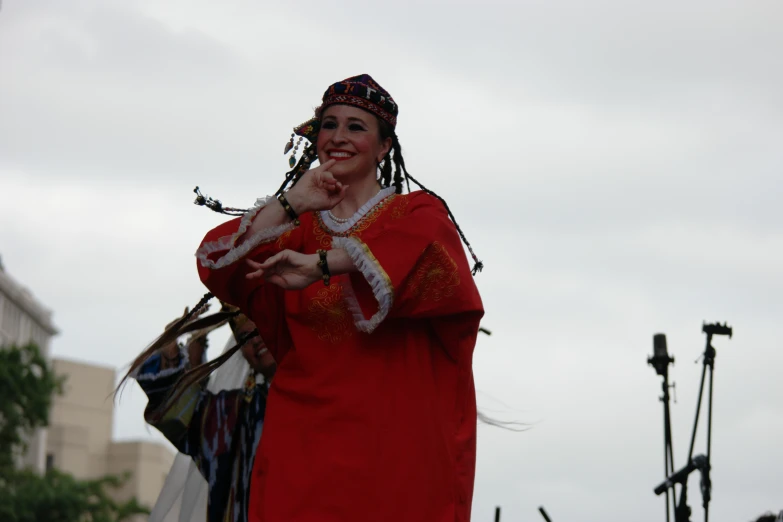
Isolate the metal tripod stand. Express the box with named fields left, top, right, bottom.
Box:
left=649, top=322, right=732, bottom=522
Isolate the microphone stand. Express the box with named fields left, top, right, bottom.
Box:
left=651, top=322, right=731, bottom=522
left=648, top=335, right=676, bottom=522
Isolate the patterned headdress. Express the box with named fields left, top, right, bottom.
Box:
left=290, top=74, right=398, bottom=145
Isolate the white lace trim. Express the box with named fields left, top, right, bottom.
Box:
left=196, top=195, right=294, bottom=270
left=132, top=346, right=190, bottom=382
left=331, top=236, right=393, bottom=334
left=319, top=186, right=396, bottom=234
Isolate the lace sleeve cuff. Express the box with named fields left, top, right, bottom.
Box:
left=196, top=195, right=294, bottom=270
left=331, top=236, right=393, bottom=334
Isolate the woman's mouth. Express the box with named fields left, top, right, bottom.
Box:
left=328, top=150, right=354, bottom=161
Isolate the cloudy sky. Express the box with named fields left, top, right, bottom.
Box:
left=1, top=0, right=781, bottom=520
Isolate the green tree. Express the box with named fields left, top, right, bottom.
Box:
left=0, top=343, right=149, bottom=522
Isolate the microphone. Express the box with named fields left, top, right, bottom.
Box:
left=653, top=334, right=668, bottom=358
left=648, top=333, right=674, bottom=376
left=654, top=455, right=707, bottom=495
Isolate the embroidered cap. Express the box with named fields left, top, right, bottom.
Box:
left=293, top=74, right=398, bottom=142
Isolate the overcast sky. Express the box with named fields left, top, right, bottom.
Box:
left=1, top=1, right=781, bottom=520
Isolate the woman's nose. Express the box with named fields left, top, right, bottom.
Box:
left=331, top=125, right=348, bottom=144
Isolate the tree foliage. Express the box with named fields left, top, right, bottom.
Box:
left=0, top=343, right=149, bottom=522
left=0, top=341, right=62, bottom=470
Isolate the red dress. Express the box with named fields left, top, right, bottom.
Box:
left=197, top=188, right=484, bottom=522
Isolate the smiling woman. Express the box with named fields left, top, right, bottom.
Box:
left=184, top=74, right=485, bottom=522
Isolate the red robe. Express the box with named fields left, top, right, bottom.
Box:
left=197, top=188, right=484, bottom=522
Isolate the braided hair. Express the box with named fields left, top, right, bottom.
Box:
left=194, top=119, right=483, bottom=274
left=114, top=292, right=263, bottom=413
left=376, top=119, right=483, bottom=274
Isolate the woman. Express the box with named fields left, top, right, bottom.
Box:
left=131, top=308, right=273, bottom=522
left=196, top=74, right=484, bottom=522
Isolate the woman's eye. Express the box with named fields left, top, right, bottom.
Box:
left=322, top=121, right=337, bottom=129
left=349, top=124, right=365, bottom=131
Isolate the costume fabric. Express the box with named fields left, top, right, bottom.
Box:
left=133, top=342, right=266, bottom=522
left=197, top=188, right=484, bottom=522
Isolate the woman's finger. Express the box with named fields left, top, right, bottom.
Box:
left=319, top=170, right=336, bottom=184
left=318, top=159, right=337, bottom=171
left=259, top=250, right=292, bottom=270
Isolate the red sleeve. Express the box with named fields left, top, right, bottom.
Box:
left=195, top=199, right=302, bottom=363
left=332, top=192, right=484, bottom=334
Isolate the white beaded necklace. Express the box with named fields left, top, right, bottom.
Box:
left=326, top=211, right=351, bottom=224
left=327, top=183, right=386, bottom=224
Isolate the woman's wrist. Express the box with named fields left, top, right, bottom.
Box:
left=283, top=188, right=309, bottom=216
left=307, top=249, right=356, bottom=287
left=326, top=248, right=356, bottom=276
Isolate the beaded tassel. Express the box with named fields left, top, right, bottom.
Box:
left=288, top=136, right=303, bottom=168
left=283, top=133, right=294, bottom=154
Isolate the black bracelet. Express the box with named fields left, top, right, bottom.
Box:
left=277, top=193, right=300, bottom=226
left=316, top=249, right=331, bottom=286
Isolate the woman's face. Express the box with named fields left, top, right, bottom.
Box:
left=236, top=322, right=274, bottom=373
left=316, top=105, right=392, bottom=183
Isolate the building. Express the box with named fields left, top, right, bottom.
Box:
left=0, top=257, right=59, bottom=472
left=47, top=358, right=175, bottom=520
left=1, top=256, right=175, bottom=518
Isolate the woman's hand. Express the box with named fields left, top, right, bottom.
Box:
left=285, top=159, right=348, bottom=214
left=245, top=250, right=320, bottom=290
left=186, top=335, right=208, bottom=368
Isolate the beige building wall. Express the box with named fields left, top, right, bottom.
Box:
left=47, top=358, right=175, bottom=518
left=108, top=441, right=175, bottom=519
left=48, top=359, right=116, bottom=478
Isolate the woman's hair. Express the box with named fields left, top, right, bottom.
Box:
left=113, top=294, right=255, bottom=405
left=374, top=117, right=482, bottom=274
left=224, top=114, right=483, bottom=275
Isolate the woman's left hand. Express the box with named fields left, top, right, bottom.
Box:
left=246, top=250, right=320, bottom=290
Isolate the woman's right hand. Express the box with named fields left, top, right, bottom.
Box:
left=285, top=159, right=348, bottom=214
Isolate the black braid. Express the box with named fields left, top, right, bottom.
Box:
left=193, top=187, right=248, bottom=216
left=149, top=327, right=261, bottom=420
left=379, top=153, right=392, bottom=189
left=195, top=144, right=319, bottom=219
left=194, top=120, right=482, bottom=274
left=404, top=170, right=483, bottom=275
left=188, top=293, right=215, bottom=324
left=390, top=139, right=405, bottom=195
left=379, top=123, right=483, bottom=275
left=115, top=292, right=215, bottom=397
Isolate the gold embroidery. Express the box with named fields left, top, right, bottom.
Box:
left=315, top=195, right=397, bottom=239
left=306, top=282, right=354, bottom=343
left=276, top=230, right=293, bottom=250
left=312, top=219, right=332, bottom=248
left=390, top=195, right=409, bottom=220
left=408, top=242, right=460, bottom=301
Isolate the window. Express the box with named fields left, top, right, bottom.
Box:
left=46, top=453, right=55, bottom=472
left=1, top=300, right=20, bottom=342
